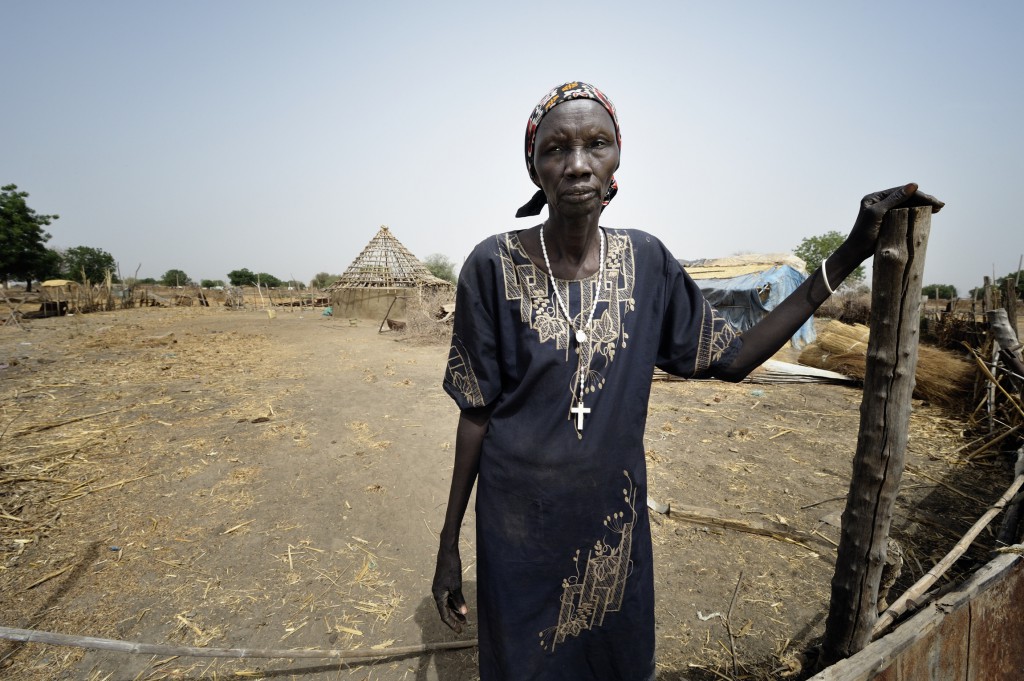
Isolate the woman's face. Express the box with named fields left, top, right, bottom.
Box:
left=532, top=99, right=620, bottom=221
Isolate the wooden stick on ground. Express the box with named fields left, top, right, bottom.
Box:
left=22, top=565, right=74, bottom=591
left=54, top=474, right=154, bottom=502
left=13, top=407, right=127, bottom=437
left=0, top=625, right=477, bottom=661
left=726, top=571, right=744, bottom=679
left=902, top=464, right=986, bottom=505
left=668, top=504, right=833, bottom=552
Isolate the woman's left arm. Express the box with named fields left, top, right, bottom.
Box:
left=712, top=183, right=943, bottom=383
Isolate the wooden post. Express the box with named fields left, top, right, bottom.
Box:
left=1004, top=278, right=1019, bottom=339
left=984, top=276, right=993, bottom=312
left=988, top=308, right=1024, bottom=380
left=821, top=206, right=932, bottom=664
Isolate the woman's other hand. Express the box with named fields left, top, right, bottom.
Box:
left=847, top=183, right=945, bottom=260
left=432, top=545, right=469, bottom=633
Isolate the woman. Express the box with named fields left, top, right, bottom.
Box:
left=432, top=81, right=941, bottom=680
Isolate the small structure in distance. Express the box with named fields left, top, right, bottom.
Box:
left=684, top=253, right=815, bottom=348
left=326, top=225, right=452, bottom=320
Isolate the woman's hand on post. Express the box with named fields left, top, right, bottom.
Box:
left=432, top=544, right=469, bottom=633
left=846, top=183, right=945, bottom=260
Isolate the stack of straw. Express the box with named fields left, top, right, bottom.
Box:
left=799, top=320, right=974, bottom=410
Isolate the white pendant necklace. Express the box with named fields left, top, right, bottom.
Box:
left=539, top=224, right=606, bottom=432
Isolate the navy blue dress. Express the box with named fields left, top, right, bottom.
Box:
left=443, top=228, right=741, bottom=681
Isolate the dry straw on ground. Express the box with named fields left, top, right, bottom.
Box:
left=393, top=288, right=455, bottom=345
left=0, top=310, right=316, bottom=678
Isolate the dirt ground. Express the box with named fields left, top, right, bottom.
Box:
left=0, top=306, right=1014, bottom=680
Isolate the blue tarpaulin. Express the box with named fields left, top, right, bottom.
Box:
left=689, top=264, right=816, bottom=348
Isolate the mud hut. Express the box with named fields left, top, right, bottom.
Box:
left=326, top=225, right=452, bottom=320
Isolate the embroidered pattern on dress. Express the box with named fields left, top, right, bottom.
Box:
left=499, top=230, right=636, bottom=401
left=692, top=301, right=740, bottom=377
left=540, top=471, right=638, bottom=652
left=445, top=332, right=486, bottom=407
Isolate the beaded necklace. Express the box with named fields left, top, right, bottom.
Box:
left=539, top=225, right=606, bottom=432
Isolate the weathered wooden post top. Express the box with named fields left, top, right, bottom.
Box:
left=822, top=206, right=934, bottom=664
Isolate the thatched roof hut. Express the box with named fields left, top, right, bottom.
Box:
left=326, top=225, right=452, bottom=319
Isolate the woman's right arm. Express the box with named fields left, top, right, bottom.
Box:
left=432, top=404, right=492, bottom=633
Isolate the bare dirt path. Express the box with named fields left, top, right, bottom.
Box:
left=0, top=307, right=1010, bottom=680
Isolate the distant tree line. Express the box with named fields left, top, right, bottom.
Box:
left=3, top=183, right=459, bottom=295
left=923, top=283, right=958, bottom=299
left=968, top=270, right=1024, bottom=300
left=225, top=268, right=304, bottom=289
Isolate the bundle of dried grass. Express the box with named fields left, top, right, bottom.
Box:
left=799, top=320, right=975, bottom=410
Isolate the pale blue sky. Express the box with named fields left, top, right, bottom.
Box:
left=4, top=1, right=1021, bottom=295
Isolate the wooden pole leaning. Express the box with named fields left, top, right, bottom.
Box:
left=821, top=206, right=933, bottom=664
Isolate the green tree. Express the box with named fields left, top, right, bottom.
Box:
left=227, top=268, right=258, bottom=286
left=0, top=184, right=59, bottom=290
left=200, top=279, right=225, bottom=288
left=160, top=269, right=191, bottom=286
left=36, top=248, right=64, bottom=282
left=996, top=270, right=1024, bottom=299
left=969, top=271, right=1023, bottom=300
left=62, top=245, right=119, bottom=284
left=794, top=230, right=864, bottom=287
left=923, top=283, right=957, bottom=299
left=423, top=253, right=457, bottom=284
left=255, top=272, right=282, bottom=288
left=138, top=277, right=158, bottom=285
left=310, top=272, right=340, bottom=289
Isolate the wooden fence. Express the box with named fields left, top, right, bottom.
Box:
left=812, top=549, right=1024, bottom=680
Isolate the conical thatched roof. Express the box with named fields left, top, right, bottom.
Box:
left=327, top=225, right=451, bottom=290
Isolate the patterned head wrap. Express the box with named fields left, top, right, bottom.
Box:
left=515, top=81, right=621, bottom=218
